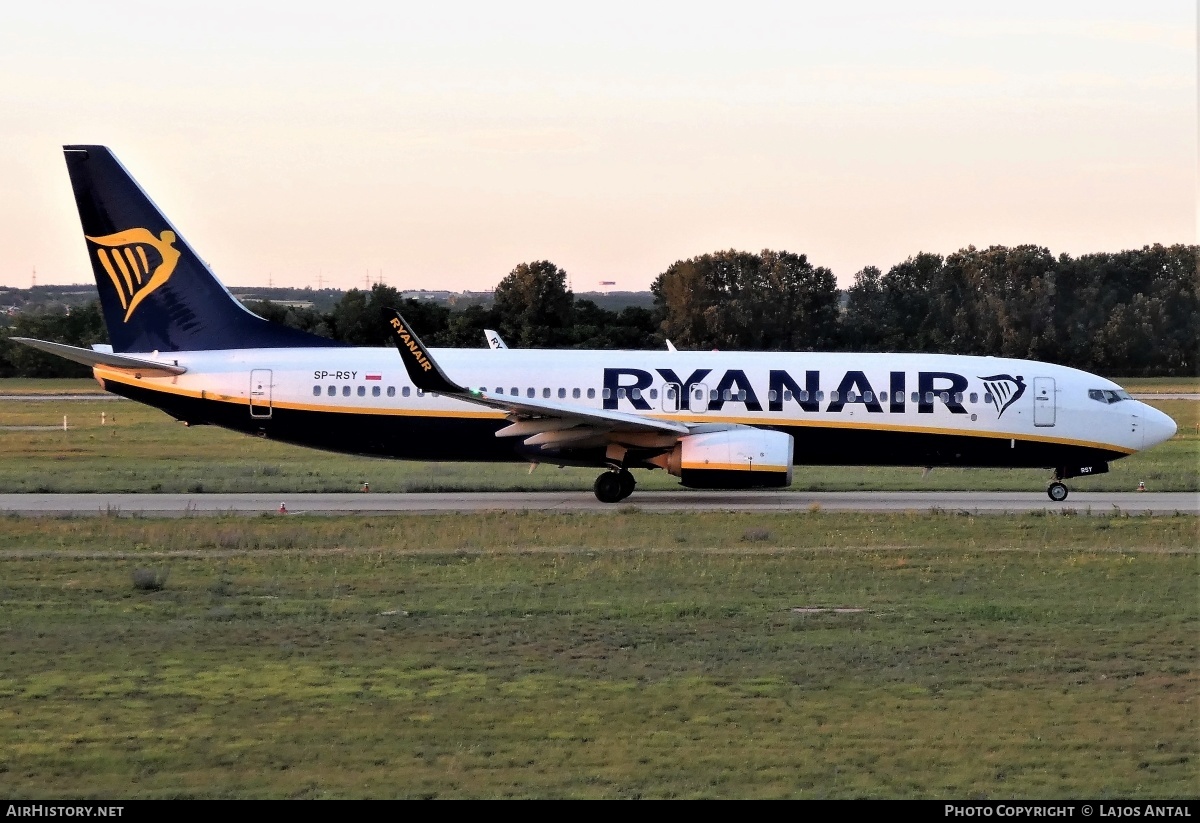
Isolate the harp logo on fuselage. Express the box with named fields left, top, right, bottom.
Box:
left=85, top=228, right=181, bottom=322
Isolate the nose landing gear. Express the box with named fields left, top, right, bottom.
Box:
left=594, top=469, right=636, bottom=503
left=1047, top=481, right=1069, bottom=502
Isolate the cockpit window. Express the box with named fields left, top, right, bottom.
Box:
left=1089, top=388, right=1131, bottom=404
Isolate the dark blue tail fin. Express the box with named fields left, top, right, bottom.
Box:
left=64, top=145, right=343, bottom=352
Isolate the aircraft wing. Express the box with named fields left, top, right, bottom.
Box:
left=383, top=308, right=689, bottom=443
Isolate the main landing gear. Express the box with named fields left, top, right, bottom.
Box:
left=594, top=469, right=636, bottom=503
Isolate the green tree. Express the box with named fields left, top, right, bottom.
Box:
left=492, top=261, right=574, bottom=347
left=652, top=249, right=838, bottom=351
left=0, top=302, right=107, bottom=377
left=328, top=285, right=450, bottom=346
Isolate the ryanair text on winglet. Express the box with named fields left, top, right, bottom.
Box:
left=389, top=317, right=433, bottom=372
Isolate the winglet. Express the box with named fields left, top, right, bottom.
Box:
left=383, top=308, right=466, bottom=394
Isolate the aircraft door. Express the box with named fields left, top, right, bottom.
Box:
left=662, top=383, right=681, bottom=412
left=1033, top=377, right=1055, bottom=427
left=250, top=369, right=273, bottom=419
left=688, top=382, right=709, bottom=413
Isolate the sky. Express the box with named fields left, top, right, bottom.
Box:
left=0, top=1, right=1194, bottom=292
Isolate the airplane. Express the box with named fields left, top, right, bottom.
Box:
left=13, top=145, right=1178, bottom=503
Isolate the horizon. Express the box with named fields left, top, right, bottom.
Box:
left=1, top=2, right=1194, bottom=292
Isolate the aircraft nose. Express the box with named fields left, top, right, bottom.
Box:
left=1140, top=404, right=1178, bottom=449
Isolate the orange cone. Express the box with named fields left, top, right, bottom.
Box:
left=361, top=482, right=370, bottom=492
left=278, top=502, right=288, bottom=513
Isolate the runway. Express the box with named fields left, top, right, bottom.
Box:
left=0, top=490, right=1195, bottom=516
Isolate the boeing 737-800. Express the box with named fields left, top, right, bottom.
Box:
left=14, top=146, right=1178, bottom=502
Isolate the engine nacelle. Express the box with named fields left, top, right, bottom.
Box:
left=656, top=428, right=794, bottom=489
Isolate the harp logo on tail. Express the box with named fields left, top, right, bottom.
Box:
left=85, top=228, right=181, bottom=322
left=980, top=374, right=1026, bottom=418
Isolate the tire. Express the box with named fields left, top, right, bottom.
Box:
left=617, top=470, right=636, bottom=500
left=594, top=472, right=624, bottom=503
left=1047, top=482, right=1068, bottom=502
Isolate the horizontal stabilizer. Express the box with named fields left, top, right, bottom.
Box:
left=10, top=337, right=187, bottom=375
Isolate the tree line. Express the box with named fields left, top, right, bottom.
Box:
left=1, top=243, right=1195, bottom=378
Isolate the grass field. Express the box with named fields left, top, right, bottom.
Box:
left=0, top=511, right=1195, bottom=798
left=0, top=393, right=1195, bottom=493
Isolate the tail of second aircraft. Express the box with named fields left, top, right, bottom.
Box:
left=63, top=145, right=342, bottom=352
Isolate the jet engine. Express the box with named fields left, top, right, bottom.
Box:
left=652, top=428, right=794, bottom=489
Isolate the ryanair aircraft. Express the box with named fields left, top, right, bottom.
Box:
left=14, top=146, right=1178, bottom=503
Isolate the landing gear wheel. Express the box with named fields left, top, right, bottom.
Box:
left=617, top=470, right=636, bottom=501
left=594, top=471, right=624, bottom=503
left=1047, top=481, right=1068, bottom=502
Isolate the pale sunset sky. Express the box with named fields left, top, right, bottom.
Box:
left=0, top=1, right=1194, bottom=292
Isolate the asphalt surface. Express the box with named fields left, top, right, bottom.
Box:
left=0, top=491, right=1194, bottom=516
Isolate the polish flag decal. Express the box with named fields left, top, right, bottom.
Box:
left=365, top=374, right=382, bottom=380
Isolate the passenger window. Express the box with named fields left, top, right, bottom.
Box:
left=737, top=390, right=747, bottom=402
left=722, top=389, right=731, bottom=401
left=527, top=387, right=535, bottom=398
left=817, top=391, right=824, bottom=401
left=710, top=389, right=718, bottom=401
left=602, top=388, right=611, bottom=400
left=969, top=392, right=977, bottom=404
left=572, top=388, right=581, bottom=399
left=953, top=392, right=962, bottom=404
left=895, top=392, right=904, bottom=404
left=783, top=390, right=792, bottom=402
left=769, top=390, right=778, bottom=402
left=864, top=391, right=873, bottom=403
left=327, top=386, right=335, bottom=396
left=911, top=392, right=919, bottom=403
left=312, top=386, right=321, bottom=396
left=846, top=391, right=856, bottom=402
left=558, top=388, right=566, bottom=399
left=940, top=392, right=949, bottom=403
left=357, top=386, right=366, bottom=397
left=984, top=392, right=993, bottom=404
left=417, top=389, right=424, bottom=397
left=387, top=386, right=396, bottom=397
left=588, top=388, right=596, bottom=399
left=630, top=388, right=640, bottom=400
left=372, top=386, right=380, bottom=397
left=799, top=390, right=808, bottom=402
left=342, top=385, right=351, bottom=397
left=649, top=388, right=657, bottom=400
left=925, top=392, right=934, bottom=404
left=542, top=388, right=550, bottom=398
left=830, top=391, right=839, bottom=403
left=618, top=388, right=627, bottom=399
left=402, top=386, right=410, bottom=397
left=511, top=387, right=518, bottom=395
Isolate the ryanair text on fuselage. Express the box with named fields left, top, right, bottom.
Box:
left=603, top=367, right=1024, bottom=417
